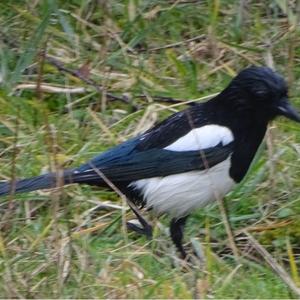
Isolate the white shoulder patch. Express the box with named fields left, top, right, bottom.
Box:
left=164, top=124, right=234, bottom=152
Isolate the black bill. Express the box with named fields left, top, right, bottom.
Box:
left=277, top=98, right=300, bottom=122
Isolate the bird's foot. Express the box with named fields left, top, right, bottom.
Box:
left=126, top=219, right=153, bottom=239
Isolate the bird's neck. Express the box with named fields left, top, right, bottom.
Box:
left=206, top=93, right=269, bottom=134
left=203, top=97, right=269, bottom=182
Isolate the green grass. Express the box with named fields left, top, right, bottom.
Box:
left=0, top=0, right=300, bottom=298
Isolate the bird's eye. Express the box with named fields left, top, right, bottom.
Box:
left=250, top=82, right=269, bottom=99
left=252, top=88, right=268, bottom=99
left=255, top=90, right=267, bottom=96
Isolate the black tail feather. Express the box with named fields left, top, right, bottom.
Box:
left=0, top=170, right=75, bottom=196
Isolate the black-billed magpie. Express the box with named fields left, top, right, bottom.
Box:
left=1, top=66, right=299, bottom=258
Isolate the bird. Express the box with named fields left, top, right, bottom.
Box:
left=0, top=66, right=299, bottom=258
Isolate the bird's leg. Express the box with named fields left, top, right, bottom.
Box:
left=170, top=216, right=189, bottom=259
left=126, top=200, right=153, bottom=239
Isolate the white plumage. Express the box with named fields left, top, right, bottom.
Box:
left=164, top=124, right=234, bottom=152
left=130, top=125, right=236, bottom=218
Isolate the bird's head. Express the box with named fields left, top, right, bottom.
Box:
left=222, top=66, right=300, bottom=123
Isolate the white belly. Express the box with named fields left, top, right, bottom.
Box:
left=129, top=157, right=236, bottom=218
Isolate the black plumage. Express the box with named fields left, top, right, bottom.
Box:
left=0, top=66, right=299, bottom=258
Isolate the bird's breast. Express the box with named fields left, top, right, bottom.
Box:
left=129, top=156, right=236, bottom=218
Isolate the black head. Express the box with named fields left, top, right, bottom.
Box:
left=221, top=66, right=300, bottom=122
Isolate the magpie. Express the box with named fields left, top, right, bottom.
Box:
left=0, top=66, right=299, bottom=258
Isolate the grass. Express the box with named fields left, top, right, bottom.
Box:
left=0, top=0, right=300, bottom=298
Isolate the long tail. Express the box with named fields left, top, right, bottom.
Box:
left=0, top=170, right=76, bottom=196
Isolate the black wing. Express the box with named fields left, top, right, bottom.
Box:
left=72, top=103, right=232, bottom=183
left=72, top=142, right=234, bottom=184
